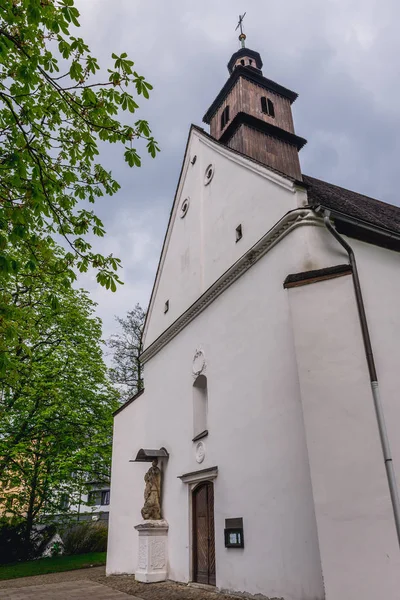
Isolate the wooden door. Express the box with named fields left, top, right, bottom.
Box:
left=193, top=481, right=216, bottom=585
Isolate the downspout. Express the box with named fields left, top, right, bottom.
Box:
left=322, top=210, right=400, bottom=549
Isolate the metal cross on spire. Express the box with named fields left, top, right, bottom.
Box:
left=235, top=13, right=247, bottom=47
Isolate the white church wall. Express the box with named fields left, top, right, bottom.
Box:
left=295, top=225, right=400, bottom=483
left=143, top=129, right=299, bottom=350
left=287, top=231, right=400, bottom=600
left=108, top=230, right=325, bottom=600
left=349, top=239, right=400, bottom=488
left=107, top=391, right=148, bottom=575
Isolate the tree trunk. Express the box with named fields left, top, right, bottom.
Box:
left=25, top=456, right=40, bottom=554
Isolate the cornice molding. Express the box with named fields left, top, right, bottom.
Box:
left=141, top=209, right=320, bottom=364
left=219, top=112, right=307, bottom=151
left=178, top=466, right=218, bottom=485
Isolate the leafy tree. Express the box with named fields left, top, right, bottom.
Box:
left=0, top=0, right=159, bottom=290
left=0, top=244, right=119, bottom=542
left=107, top=303, right=145, bottom=401
left=0, top=0, right=159, bottom=382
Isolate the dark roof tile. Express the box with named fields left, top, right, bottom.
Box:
left=303, top=174, right=400, bottom=236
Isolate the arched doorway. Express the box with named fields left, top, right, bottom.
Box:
left=192, top=481, right=216, bottom=585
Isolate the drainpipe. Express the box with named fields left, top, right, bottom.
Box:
left=322, top=210, right=400, bottom=550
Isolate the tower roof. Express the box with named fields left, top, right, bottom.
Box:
left=227, top=48, right=263, bottom=74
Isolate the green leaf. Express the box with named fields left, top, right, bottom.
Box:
left=124, top=148, right=141, bottom=167
left=147, top=138, right=160, bottom=158
left=82, top=87, right=97, bottom=105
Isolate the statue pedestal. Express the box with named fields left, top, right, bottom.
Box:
left=134, top=520, right=169, bottom=583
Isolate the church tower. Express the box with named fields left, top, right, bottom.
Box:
left=203, top=26, right=306, bottom=180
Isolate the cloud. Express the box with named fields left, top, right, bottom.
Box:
left=73, top=0, right=400, bottom=340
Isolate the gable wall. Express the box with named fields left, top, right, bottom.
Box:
left=143, top=131, right=299, bottom=350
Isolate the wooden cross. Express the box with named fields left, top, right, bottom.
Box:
left=235, top=13, right=246, bottom=36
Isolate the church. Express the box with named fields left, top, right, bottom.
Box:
left=107, top=32, right=400, bottom=600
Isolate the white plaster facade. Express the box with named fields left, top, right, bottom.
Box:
left=107, top=126, right=400, bottom=600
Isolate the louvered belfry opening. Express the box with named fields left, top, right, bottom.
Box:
left=193, top=481, right=216, bottom=586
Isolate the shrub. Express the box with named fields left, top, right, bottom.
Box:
left=0, top=520, right=57, bottom=564
left=62, top=522, right=108, bottom=555
left=0, top=520, right=32, bottom=564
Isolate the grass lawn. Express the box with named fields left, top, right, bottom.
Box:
left=0, top=552, right=106, bottom=580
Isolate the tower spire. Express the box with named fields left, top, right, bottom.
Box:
left=235, top=13, right=247, bottom=48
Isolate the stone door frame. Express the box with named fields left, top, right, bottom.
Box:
left=179, top=466, right=218, bottom=584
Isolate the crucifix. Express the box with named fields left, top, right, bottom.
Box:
left=235, top=13, right=247, bottom=47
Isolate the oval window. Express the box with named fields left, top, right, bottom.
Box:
left=204, top=164, right=214, bottom=186
left=180, top=197, right=190, bottom=218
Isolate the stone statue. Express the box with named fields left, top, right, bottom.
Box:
left=141, top=458, right=162, bottom=520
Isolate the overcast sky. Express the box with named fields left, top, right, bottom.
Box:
left=74, top=0, right=400, bottom=343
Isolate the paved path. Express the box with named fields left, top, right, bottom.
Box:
left=0, top=578, right=141, bottom=599
left=0, top=567, right=238, bottom=600
left=0, top=567, right=105, bottom=590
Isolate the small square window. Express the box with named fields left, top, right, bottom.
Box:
left=164, top=300, right=169, bottom=313
left=236, top=224, right=243, bottom=242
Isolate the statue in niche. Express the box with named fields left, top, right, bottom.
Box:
left=141, top=458, right=162, bottom=520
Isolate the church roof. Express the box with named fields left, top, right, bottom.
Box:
left=304, top=175, right=400, bottom=245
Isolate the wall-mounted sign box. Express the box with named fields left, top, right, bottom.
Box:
left=224, top=518, right=244, bottom=548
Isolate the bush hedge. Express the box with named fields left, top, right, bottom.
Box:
left=62, top=522, right=108, bottom=555
left=0, top=519, right=57, bottom=564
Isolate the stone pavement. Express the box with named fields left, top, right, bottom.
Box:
left=0, top=579, right=140, bottom=599
left=0, top=568, right=240, bottom=600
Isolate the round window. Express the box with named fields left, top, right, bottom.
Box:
left=180, top=197, right=190, bottom=218
left=204, top=164, right=214, bottom=185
